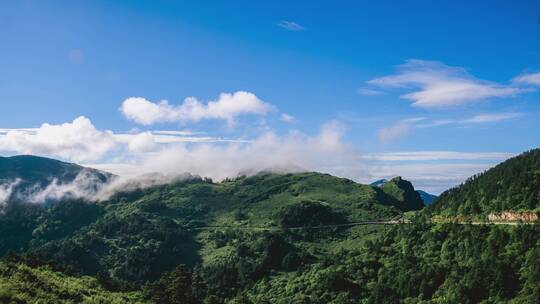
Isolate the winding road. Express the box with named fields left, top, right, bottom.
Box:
left=183, top=218, right=537, bottom=231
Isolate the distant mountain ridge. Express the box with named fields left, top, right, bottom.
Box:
left=417, top=190, right=438, bottom=205
left=369, top=179, right=388, bottom=187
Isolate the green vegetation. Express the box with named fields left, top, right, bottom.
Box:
left=0, top=155, right=112, bottom=197
left=380, top=176, right=425, bottom=211
left=0, top=257, right=144, bottom=303
left=242, top=221, right=540, bottom=303
left=430, top=149, right=540, bottom=216
left=0, top=150, right=539, bottom=303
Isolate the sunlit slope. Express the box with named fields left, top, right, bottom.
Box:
left=23, top=172, right=410, bottom=283
left=430, top=149, right=540, bottom=216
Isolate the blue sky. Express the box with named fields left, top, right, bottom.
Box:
left=1, top=0, right=539, bottom=193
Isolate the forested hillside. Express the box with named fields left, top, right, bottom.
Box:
left=0, top=155, right=113, bottom=205
left=0, top=256, right=144, bottom=303
left=0, top=172, right=405, bottom=284
left=380, top=176, right=425, bottom=211
left=430, top=149, right=540, bottom=216
left=0, top=152, right=539, bottom=303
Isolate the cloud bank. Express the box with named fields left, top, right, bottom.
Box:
left=0, top=117, right=116, bottom=162
left=0, top=114, right=514, bottom=197
left=131, top=121, right=351, bottom=181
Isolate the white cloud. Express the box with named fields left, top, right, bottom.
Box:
left=277, top=21, right=305, bottom=31
left=0, top=117, right=117, bottom=162
left=0, top=119, right=254, bottom=163
left=23, top=169, right=107, bottom=203
left=121, top=91, right=275, bottom=126
left=462, top=113, right=522, bottom=124
left=377, top=122, right=413, bottom=143
left=0, top=179, right=21, bottom=206
left=362, top=151, right=515, bottom=194
left=362, top=151, right=515, bottom=161
left=281, top=113, right=295, bottom=123
left=357, top=88, right=384, bottom=96
left=152, top=130, right=200, bottom=136
left=367, top=162, right=499, bottom=194
left=512, top=72, right=540, bottom=86
left=379, top=112, right=521, bottom=142
left=368, top=60, right=519, bottom=107
left=133, top=121, right=354, bottom=182
left=113, top=132, right=250, bottom=146
left=124, top=132, right=158, bottom=153
left=0, top=115, right=363, bottom=187
left=0, top=114, right=519, bottom=197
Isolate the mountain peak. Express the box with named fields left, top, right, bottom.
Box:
left=370, top=179, right=389, bottom=187
left=379, top=176, right=424, bottom=211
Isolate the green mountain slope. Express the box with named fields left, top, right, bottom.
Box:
left=417, top=190, right=437, bottom=205
left=380, top=176, right=425, bottom=211
left=242, top=222, right=540, bottom=303
left=0, top=155, right=114, bottom=204
left=0, top=258, right=145, bottom=303
left=23, top=172, right=404, bottom=283
left=0, top=155, right=113, bottom=185
left=1, top=153, right=539, bottom=303
left=430, top=149, right=540, bottom=216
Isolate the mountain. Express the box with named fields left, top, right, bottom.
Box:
left=0, top=257, right=144, bottom=303
left=417, top=190, right=437, bottom=205
left=371, top=178, right=434, bottom=207
left=0, top=155, right=114, bottom=204
left=379, top=176, right=425, bottom=211
left=369, top=179, right=388, bottom=187
left=430, top=149, right=540, bottom=216
left=0, top=171, right=404, bottom=278
left=0, top=154, right=539, bottom=303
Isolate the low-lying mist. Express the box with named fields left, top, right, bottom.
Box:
left=0, top=171, right=201, bottom=207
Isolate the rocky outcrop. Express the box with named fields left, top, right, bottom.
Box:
left=487, top=212, right=539, bottom=222
left=380, top=176, right=425, bottom=211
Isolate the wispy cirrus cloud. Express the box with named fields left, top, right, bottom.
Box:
left=461, top=113, right=522, bottom=124
left=367, top=60, right=520, bottom=108
left=277, top=20, right=305, bottom=31
left=378, top=112, right=521, bottom=142
left=512, top=71, right=540, bottom=86
left=357, top=88, right=385, bottom=96
left=377, top=122, right=413, bottom=143
left=280, top=113, right=296, bottom=123
left=362, top=151, right=515, bottom=161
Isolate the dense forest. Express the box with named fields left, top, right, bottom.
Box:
left=0, top=151, right=539, bottom=303
left=430, top=149, right=540, bottom=216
